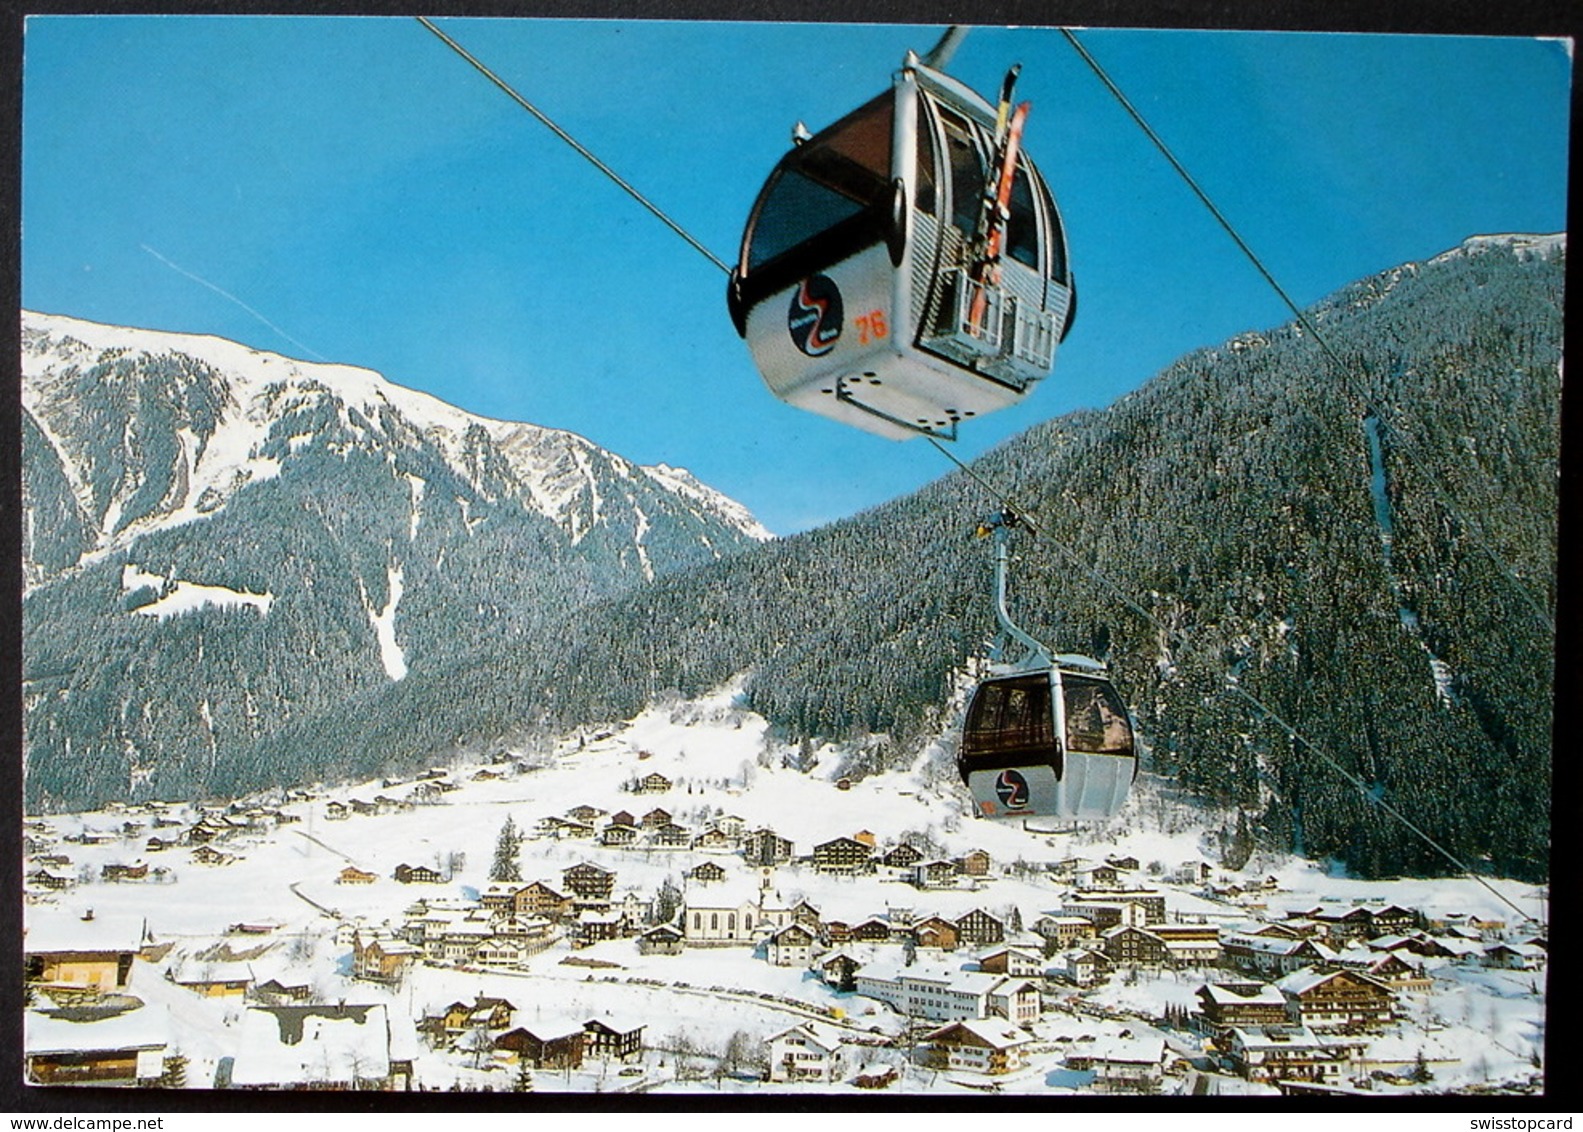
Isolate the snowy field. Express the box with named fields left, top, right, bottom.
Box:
left=23, top=679, right=1547, bottom=1097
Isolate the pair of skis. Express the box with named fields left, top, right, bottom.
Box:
left=967, top=65, right=1031, bottom=336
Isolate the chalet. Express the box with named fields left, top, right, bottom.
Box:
left=392, top=863, right=444, bottom=884
left=601, top=823, right=639, bottom=847
left=1331, top=949, right=1433, bottom=994
left=557, top=820, right=595, bottom=840
left=690, top=860, right=727, bottom=883
left=24, top=919, right=142, bottom=992
left=1483, top=943, right=1546, bottom=970
left=912, top=915, right=961, bottom=951
left=512, top=882, right=574, bottom=921
left=190, top=845, right=236, bottom=866
left=572, top=910, right=625, bottom=947
left=976, top=945, right=1043, bottom=976
left=609, top=810, right=637, bottom=828
left=712, top=813, right=748, bottom=839
left=438, top=921, right=495, bottom=963
left=1368, top=933, right=1457, bottom=960
left=1036, top=914, right=1097, bottom=949
left=251, top=977, right=313, bottom=1004
left=325, top=801, right=349, bottom=821
left=637, top=924, right=685, bottom=956
left=640, top=807, right=673, bottom=830
left=1150, top=923, right=1223, bottom=967
left=817, top=951, right=862, bottom=990
left=848, top=917, right=896, bottom=945
left=338, top=865, right=378, bottom=885
left=561, top=863, right=616, bottom=904
left=636, top=773, right=672, bottom=794
left=145, top=836, right=178, bottom=853
left=1222, top=933, right=1337, bottom=977
left=1196, top=982, right=1290, bottom=1034
left=495, top=1023, right=584, bottom=1070
left=1064, top=948, right=1113, bottom=986
left=170, top=963, right=252, bottom=998
left=1065, top=1036, right=1167, bottom=1094
left=479, top=884, right=518, bottom=911
left=1106, top=854, right=1141, bottom=872
left=692, top=827, right=734, bottom=852
left=768, top=1021, right=850, bottom=1083
left=583, top=1018, right=644, bottom=1062
left=1222, top=1025, right=1356, bottom=1086
left=566, top=805, right=605, bottom=823
left=231, top=1004, right=394, bottom=1090
left=986, top=977, right=1042, bottom=1025
left=471, top=937, right=535, bottom=968
left=811, top=836, right=873, bottom=874
left=880, top=843, right=924, bottom=870
left=956, top=848, right=992, bottom=877
left=922, top=1019, right=1031, bottom=1076
left=101, top=862, right=149, bottom=883
left=742, top=828, right=794, bottom=866
left=27, top=869, right=71, bottom=891
left=954, top=908, right=1006, bottom=947
left=1276, top=968, right=1396, bottom=1032
left=1103, top=925, right=1171, bottom=968
left=352, top=932, right=420, bottom=983
left=24, top=1009, right=167, bottom=1086
left=653, top=822, right=693, bottom=848
left=911, top=860, right=958, bottom=890
left=768, top=923, right=819, bottom=967
left=1074, top=863, right=1121, bottom=889
left=349, top=798, right=378, bottom=817
left=1070, top=889, right=1167, bottom=925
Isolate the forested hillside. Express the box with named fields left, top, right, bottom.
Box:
left=267, top=234, right=1559, bottom=881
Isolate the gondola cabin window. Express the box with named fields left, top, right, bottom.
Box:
left=1061, top=676, right=1134, bottom=756
left=960, top=673, right=1055, bottom=770
left=745, top=95, right=894, bottom=273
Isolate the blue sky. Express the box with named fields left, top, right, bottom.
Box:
left=21, top=18, right=1572, bottom=534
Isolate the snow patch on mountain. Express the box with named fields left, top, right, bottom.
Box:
left=121, top=563, right=274, bottom=620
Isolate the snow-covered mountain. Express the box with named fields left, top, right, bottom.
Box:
left=21, top=311, right=770, bottom=810
left=21, top=310, right=770, bottom=587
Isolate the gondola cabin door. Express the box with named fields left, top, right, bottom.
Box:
left=730, top=57, right=1073, bottom=440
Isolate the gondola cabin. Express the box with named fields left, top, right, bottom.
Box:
left=728, top=53, right=1074, bottom=439
left=958, top=658, right=1137, bottom=821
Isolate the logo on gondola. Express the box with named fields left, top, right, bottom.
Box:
left=995, top=769, right=1030, bottom=809
left=788, top=275, right=843, bottom=356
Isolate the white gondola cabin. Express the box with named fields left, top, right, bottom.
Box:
left=728, top=53, right=1075, bottom=439
left=957, top=511, right=1137, bottom=822
left=958, top=659, right=1137, bottom=821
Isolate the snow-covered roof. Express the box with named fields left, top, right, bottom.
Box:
left=926, top=1018, right=1030, bottom=1049
left=230, top=1004, right=391, bottom=1087
left=1199, top=982, right=1284, bottom=1007
left=1226, top=1024, right=1328, bottom=1052
left=767, top=1020, right=845, bottom=1052
left=25, top=1007, right=169, bottom=1055
left=24, top=913, right=145, bottom=955
left=1078, top=1035, right=1166, bottom=1064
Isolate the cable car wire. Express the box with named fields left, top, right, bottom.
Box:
left=1059, top=27, right=1555, bottom=635
left=416, top=17, right=731, bottom=277
left=418, top=19, right=1541, bottom=922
